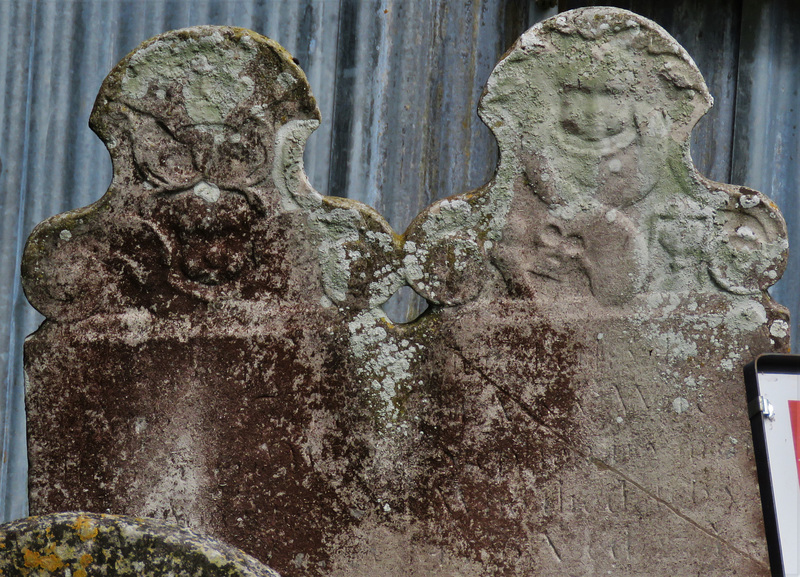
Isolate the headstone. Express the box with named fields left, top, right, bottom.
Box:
left=23, top=9, right=789, bottom=577
left=0, top=512, right=280, bottom=577
left=400, top=9, right=788, bottom=576
left=23, top=25, right=403, bottom=575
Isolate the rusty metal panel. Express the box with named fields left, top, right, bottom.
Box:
left=733, top=0, right=800, bottom=351
left=330, top=0, right=504, bottom=231
left=0, top=0, right=38, bottom=524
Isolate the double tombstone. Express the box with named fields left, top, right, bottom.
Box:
left=14, top=8, right=789, bottom=577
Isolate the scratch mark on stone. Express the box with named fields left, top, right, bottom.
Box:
left=587, top=456, right=767, bottom=569
left=543, top=532, right=562, bottom=562
left=449, top=344, right=769, bottom=571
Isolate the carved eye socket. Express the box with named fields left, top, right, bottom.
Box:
left=131, top=115, right=199, bottom=189
left=169, top=121, right=271, bottom=190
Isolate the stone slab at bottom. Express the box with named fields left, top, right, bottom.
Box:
left=0, top=512, right=281, bottom=577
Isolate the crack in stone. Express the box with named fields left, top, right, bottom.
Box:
left=449, top=344, right=769, bottom=570
left=586, top=456, right=769, bottom=570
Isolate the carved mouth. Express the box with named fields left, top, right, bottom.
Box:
left=554, top=125, right=637, bottom=157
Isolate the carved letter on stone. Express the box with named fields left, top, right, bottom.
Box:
left=23, top=9, right=789, bottom=577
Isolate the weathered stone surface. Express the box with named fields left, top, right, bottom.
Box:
left=397, top=9, right=789, bottom=576
left=23, top=9, right=789, bottom=577
left=23, top=25, right=400, bottom=575
left=0, top=512, right=280, bottom=577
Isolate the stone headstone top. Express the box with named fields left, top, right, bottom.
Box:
left=23, top=8, right=789, bottom=577
left=0, top=512, right=280, bottom=577
left=22, top=26, right=402, bottom=322
left=405, top=8, right=786, bottom=306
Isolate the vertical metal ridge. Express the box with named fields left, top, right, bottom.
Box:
left=327, top=0, right=358, bottom=200
left=49, top=2, right=81, bottom=213
left=0, top=2, right=12, bottom=137
left=724, top=0, right=745, bottom=185
left=365, top=0, right=389, bottom=212
left=1, top=0, right=38, bottom=521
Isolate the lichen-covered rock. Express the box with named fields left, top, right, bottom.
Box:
left=396, top=8, right=787, bottom=576
left=0, top=512, right=280, bottom=577
left=22, top=25, right=398, bottom=575
left=23, top=9, right=788, bottom=577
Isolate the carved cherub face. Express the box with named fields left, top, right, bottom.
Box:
left=480, top=10, right=711, bottom=214
left=84, top=28, right=321, bottom=298
left=556, top=71, right=636, bottom=159
left=91, top=27, right=319, bottom=204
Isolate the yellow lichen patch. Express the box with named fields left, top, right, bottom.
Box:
left=74, top=568, right=87, bottom=577
left=38, top=554, right=64, bottom=572
left=79, top=553, right=93, bottom=567
left=22, top=548, right=39, bottom=567
left=21, top=547, right=65, bottom=572
left=72, top=516, right=99, bottom=541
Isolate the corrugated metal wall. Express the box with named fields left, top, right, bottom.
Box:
left=733, top=0, right=800, bottom=351
left=0, top=0, right=797, bottom=523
